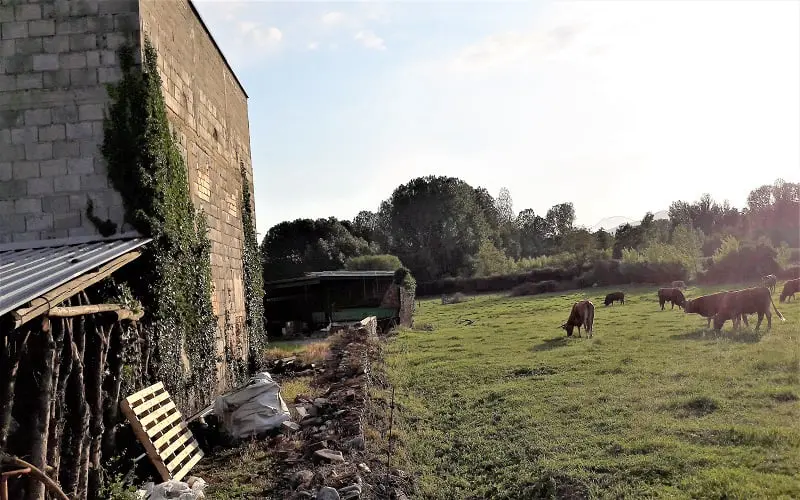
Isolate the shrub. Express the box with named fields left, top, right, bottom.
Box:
left=713, top=235, right=741, bottom=263
left=700, top=240, right=780, bottom=284
left=472, top=239, right=518, bottom=277
left=776, top=242, right=792, bottom=269
left=346, top=254, right=404, bottom=271
left=510, top=280, right=560, bottom=297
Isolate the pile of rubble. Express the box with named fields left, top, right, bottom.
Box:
left=267, top=318, right=412, bottom=500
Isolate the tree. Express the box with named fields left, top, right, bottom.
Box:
left=560, top=228, right=596, bottom=265
left=594, top=229, right=613, bottom=250
left=379, top=176, right=492, bottom=281
left=545, top=202, right=575, bottom=238
left=260, top=217, right=373, bottom=280
left=351, top=210, right=381, bottom=245
left=517, top=209, right=550, bottom=257
left=495, top=187, right=515, bottom=225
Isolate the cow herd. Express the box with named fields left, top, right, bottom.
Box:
left=560, top=277, right=800, bottom=338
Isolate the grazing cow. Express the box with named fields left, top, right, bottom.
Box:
left=560, top=300, right=595, bottom=338
left=672, top=280, right=687, bottom=290
left=604, top=291, right=625, bottom=306
left=685, top=291, right=749, bottom=328
left=761, top=274, right=777, bottom=293
left=658, top=288, right=685, bottom=310
left=780, top=278, right=800, bottom=303
left=713, top=286, right=785, bottom=331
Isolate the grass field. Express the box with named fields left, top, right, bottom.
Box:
left=384, top=284, right=800, bottom=499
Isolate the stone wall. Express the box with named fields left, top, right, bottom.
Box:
left=0, top=0, right=255, bottom=395
left=138, top=0, right=253, bottom=391
left=0, top=0, right=138, bottom=243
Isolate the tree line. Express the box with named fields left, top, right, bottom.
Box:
left=260, top=176, right=800, bottom=284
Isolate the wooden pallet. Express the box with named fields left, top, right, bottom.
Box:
left=120, top=382, right=204, bottom=482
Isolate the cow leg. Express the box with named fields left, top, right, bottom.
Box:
left=754, top=313, right=763, bottom=331
left=671, top=301, right=674, bottom=310
left=660, top=300, right=665, bottom=310
left=706, top=317, right=712, bottom=329
left=741, top=314, right=749, bottom=327
left=766, top=310, right=772, bottom=330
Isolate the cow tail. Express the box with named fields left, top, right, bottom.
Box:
left=770, top=294, right=786, bottom=321
left=588, top=303, right=595, bottom=333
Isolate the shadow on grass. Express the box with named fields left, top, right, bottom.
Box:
left=669, top=328, right=762, bottom=344
left=531, top=336, right=569, bottom=352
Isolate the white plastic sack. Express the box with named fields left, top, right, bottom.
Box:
left=212, top=371, right=291, bottom=439
left=144, top=479, right=204, bottom=500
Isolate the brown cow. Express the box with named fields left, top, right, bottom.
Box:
left=604, top=291, right=624, bottom=306
left=672, top=280, right=687, bottom=290
left=658, top=288, right=685, bottom=310
left=560, top=300, right=595, bottom=338
left=713, top=286, right=785, bottom=331
left=761, top=274, right=777, bottom=293
left=684, top=291, right=747, bottom=328
left=780, top=278, right=800, bottom=303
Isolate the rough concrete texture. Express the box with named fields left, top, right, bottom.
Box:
left=0, top=0, right=255, bottom=400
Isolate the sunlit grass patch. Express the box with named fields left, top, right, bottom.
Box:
left=384, top=285, right=800, bottom=498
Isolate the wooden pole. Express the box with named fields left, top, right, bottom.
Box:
left=24, top=319, right=56, bottom=500
left=0, top=328, right=31, bottom=449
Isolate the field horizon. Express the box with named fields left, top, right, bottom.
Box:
left=383, top=284, right=800, bottom=499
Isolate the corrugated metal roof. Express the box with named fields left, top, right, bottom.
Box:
left=0, top=232, right=152, bottom=317
left=265, top=270, right=396, bottom=288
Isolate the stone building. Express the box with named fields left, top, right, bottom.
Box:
left=0, top=0, right=254, bottom=392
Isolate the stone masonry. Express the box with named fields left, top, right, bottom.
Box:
left=0, top=0, right=256, bottom=397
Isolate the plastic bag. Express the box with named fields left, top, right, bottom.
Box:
left=212, top=371, right=291, bottom=439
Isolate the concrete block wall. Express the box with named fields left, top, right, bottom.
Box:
left=139, top=0, right=254, bottom=390
left=1, top=0, right=256, bottom=397
left=0, top=0, right=138, bottom=243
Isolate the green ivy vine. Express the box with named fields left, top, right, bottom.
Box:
left=240, top=167, right=267, bottom=370
left=101, top=38, right=217, bottom=409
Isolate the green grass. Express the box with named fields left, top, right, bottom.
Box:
left=385, top=284, right=800, bottom=499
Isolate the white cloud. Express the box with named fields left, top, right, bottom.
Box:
left=322, top=11, right=345, bottom=25
left=238, top=22, right=282, bottom=47
left=449, top=23, right=586, bottom=72
left=354, top=30, right=386, bottom=50
left=307, top=41, right=319, bottom=51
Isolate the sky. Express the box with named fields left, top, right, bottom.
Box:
left=193, top=0, right=800, bottom=237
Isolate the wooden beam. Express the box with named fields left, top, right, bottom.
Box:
left=46, top=305, right=124, bottom=317
left=45, top=305, right=143, bottom=322
left=11, top=251, right=143, bottom=330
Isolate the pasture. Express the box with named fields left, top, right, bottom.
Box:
left=384, top=285, right=800, bottom=499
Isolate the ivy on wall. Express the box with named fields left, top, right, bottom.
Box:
left=240, top=167, right=267, bottom=370
left=101, top=38, right=217, bottom=409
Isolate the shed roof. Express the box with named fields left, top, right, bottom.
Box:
left=265, top=270, right=396, bottom=289
left=0, top=232, right=152, bottom=317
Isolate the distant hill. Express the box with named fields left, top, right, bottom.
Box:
left=590, top=210, right=669, bottom=234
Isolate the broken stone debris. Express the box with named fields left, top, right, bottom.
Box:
left=313, top=449, right=345, bottom=464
